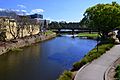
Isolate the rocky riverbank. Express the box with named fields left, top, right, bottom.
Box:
left=0, top=33, right=56, bottom=55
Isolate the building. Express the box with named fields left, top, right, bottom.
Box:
left=28, top=14, right=50, bottom=32
left=29, top=14, right=43, bottom=19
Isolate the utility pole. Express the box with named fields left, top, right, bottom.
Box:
left=97, top=30, right=99, bottom=52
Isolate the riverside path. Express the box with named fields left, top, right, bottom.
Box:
left=74, top=44, right=120, bottom=80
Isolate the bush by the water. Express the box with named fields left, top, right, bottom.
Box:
left=100, top=37, right=115, bottom=44
left=9, top=48, right=23, bottom=52
left=58, top=38, right=114, bottom=80
left=45, top=30, right=54, bottom=35
left=58, top=70, right=72, bottom=80
left=72, top=43, right=114, bottom=71
left=58, top=43, right=114, bottom=80
left=114, top=65, right=120, bottom=80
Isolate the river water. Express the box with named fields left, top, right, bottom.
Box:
left=0, top=35, right=97, bottom=80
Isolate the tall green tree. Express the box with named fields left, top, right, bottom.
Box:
left=48, top=22, right=61, bottom=29
left=82, top=2, right=120, bottom=37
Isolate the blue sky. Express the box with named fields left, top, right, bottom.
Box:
left=0, top=0, right=120, bottom=22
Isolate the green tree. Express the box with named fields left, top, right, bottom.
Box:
left=48, top=22, right=61, bottom=29
left=82, top=2, right=120, bottom=38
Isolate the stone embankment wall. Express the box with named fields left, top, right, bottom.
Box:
left=0, top=33, right=56, bottom=55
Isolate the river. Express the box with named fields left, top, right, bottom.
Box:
left=0, top=35, right=97, bottom=80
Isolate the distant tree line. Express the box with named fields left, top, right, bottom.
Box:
left=48, top=22, right=86, bottom=29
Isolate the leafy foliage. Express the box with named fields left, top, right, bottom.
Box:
left=81, top=2, right=120, bottom=37
left=45, top=30, right=54, bottom=35
left=115, top=65, right=120, bottom=79
left=72, top=43, right=114, bottom=71
left=77, top=33, right=98, bottom=39
left=58, top=71, right=72, bottom=80
left=48, top=22, right=80, bottom=29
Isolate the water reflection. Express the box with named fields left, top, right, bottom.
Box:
left=0, top=36, right=97, bottom=80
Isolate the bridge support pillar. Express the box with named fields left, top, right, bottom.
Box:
left=72, top=29, right=74, bottom=35
left=58, top=29, right=61, bottom=36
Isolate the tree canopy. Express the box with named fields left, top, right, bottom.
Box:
left=81, top=2, right=120, bottom=37
left=48, top=22, right=80, bottom=29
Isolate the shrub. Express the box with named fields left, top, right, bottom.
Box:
left=73, top=59, right=87, bottom=71
left=114, top=65, right=120, bottom=79
left=58, top=42, right=114, bottom=80
left=58, top=71, right=72, bottom=80
left=45, top=30, right=54, bottom=35
left=35, top=38, right=41, bottom=42
left=100, top=37, right=115, bottom=44
left=9, top=48, right=23, bottom=52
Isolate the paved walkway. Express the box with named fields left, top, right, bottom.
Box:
left=74, top=44, right=120, bottom=80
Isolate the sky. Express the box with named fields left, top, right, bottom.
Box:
left=0, top=0, right=120, bottom=22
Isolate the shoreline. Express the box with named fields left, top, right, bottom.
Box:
left=58, top=42, right=115, bottom=80
left=0, top=33, right=56, bottom=55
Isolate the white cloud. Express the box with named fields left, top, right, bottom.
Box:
left=0, top=8, right=29, bottom=15
left=21, top=10, right=27, bottom=13
left=11, top=9, right=20, bottom=12
left=31, top=9, right=44, bottom=14
left=18, top=10, right=30, bottom=15
left=10, top=9, right=28, bottom=15
left=17, top=4, right=26, bottom=8
left=0, top=8, right=5, bottom=11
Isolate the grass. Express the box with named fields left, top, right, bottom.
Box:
left=77, top=33, right=98, bottom=39
left=9, top=48, right=23, bottom=52
left=58, top=43, right=114, bottom=80
left=72, top=43, right=114, bottom=71
left=35, top=38, right=41, bottom=42
left=45, top=30, right=55, bottom=35
left=114, top=65, right=120, bottom=80
left=57, top=70, right=72, bottom=80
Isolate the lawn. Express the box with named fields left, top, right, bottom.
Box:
left=45, top=30, right=55, bottom=35
left=77, top=33, right=98, bottom=38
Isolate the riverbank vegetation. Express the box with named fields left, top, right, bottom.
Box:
left=58, top=43, right=114, bottom=80
left=58, top=71, right=72, bottom=80
left=114, top=65, right=120, bottom=79
left=58, top=1, right=120, bottom=80
left=45, top=30, right=54, bottom=35
left=72, top=43, right=114, bottom=71
left=77, top=33, right=98, bottom=39
left=9, top=48, right=23, bottom=52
